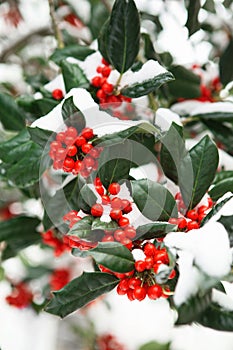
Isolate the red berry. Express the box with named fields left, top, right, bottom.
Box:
left=208, top=198, right=213, bottom=208
left=198, top=212, right=206, bottom=222
left=147, top=284, right=162, bottom=300
left=63, top=157, right=75, bottom=170
left=198, top=205, right=208, bottom=214
left=50, top=141, right=61, bottom=151
left=145, top=256, right=154, bottom=269
left=133, top=286, right=147, bottom=301
left=91, top=76, right=101, bottom=87
left=186, top=210, right=198, bottom=221
left=118, top=217, right=129, bottom=227
left=177, top=217, right=187, bottom=229
left=168, top=218, right=178, bottom=225
left=127, top=288, right=135, bottom=301
left=81, top=143, right=93, bottom=154
left=81, top=127, right=94, bottom=140
left=118, top=278, right=129, bottom=292
left=121, top=199, right=132, bottom=214
left=108, top=183, right=121, bottom=195
left=96, top=66, right=103, bottom=74
left=101, top=58, right=110, bottom=66
left=114, top=229, right=126, bottom=242
left=96, top=89, right=106, bottom=100
left=135, top=260, right=146, bottom=272
left=128, top=277, right=141, bottom=289
left=155, top=249, right=169, bottom=264
left=67, top=145, right=77, bottom=157
left=110, top=209, right=123, bottom=220
left=144, top=243, right=156, bottom=257
left=66, top=127, right=78, bottom=138
left=111, top=197, right=123, bottom=209
left=124, top=227, right=136, bottom=239
left=75, top=136, right=86, bottom=147
left=117, top=284, right=127, bottom=295
left=84, top=156, right=95, bottom=168
left=56, top=148, right=67, bottom=160
left=102, top=83, right=114, bottom=94
left=102, top=235, right=114, bottom=242
left=101, top=66, right=111, bottom=77
left=187, top=221, right=200, bottom=230
left=101, top=195, right=110, bottom=205
left=72, top=160, right=82, bottom=174
left=123, top=239, right=133, bottom=250
left=169, top=269, right=176, bottom=279
left=52, top=89, right=64, bottom=100
left=91, top=204, right=103, bottom=217
left=95, top=185, right=105, bottom=196
left=94, top=177, right=102, bottom=186
left=64, top=136, right=74, bottom=145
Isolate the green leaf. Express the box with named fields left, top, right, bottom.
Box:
left=0, top=93, right=25, bottom=131
left=218, top=215, right=233, bottom=247
left=175, top=291, right=212, bottom=325
left=181, top=135, right=219, bottom=209
left=167, top=65, right=201, bottom=99
left=62, top=96, right=86, bottom=131
left=97, top=141, right=132, bottom=188
left=50, top=45, right=95, bottom=65
left=201, top=195, right=233, bottom=227
left=0, top=216, right=40, bottom=243
left=160, top=122, right=186, bottom=184
left=107, top=0, right=140, bottom=73
left=214, top=170, right=233, bottom=184
left=136, top=222, right=177, bottom=240
left=131, top=179, right=178, bottom=221
left=139, top=341, right=170, bottom=350
left=98, top=18, right=111, bottom=63
left=0, top=129, right=50, bottom=188
left=209, top=178, right=233, bottom=201
left=185, top=0, right=201, bottom=36
left=61, top=60, right=89, bottom=92
left=193, top=111, right=233, bottom=122
left=89, top=1, right=109, bottom=39
left=73, top=242, right=135, bottom=273
left=17, top=95, right=59, bottom=120
left=45, top=272, right=119, bottom=318
left=121, top=72, right=174, bottom=98
left=197, top=302, right=233, bottom=331
left=219, top=40, right=233, bottom=85
left=43, top=178, right=96, bottom=230
left=203, top=120, right=233, bottom=155
left=27, top=127, right=53, bottom=148
left=95, top=122, right=160, bottom=147
left=68, top=216, right=98, bottom=241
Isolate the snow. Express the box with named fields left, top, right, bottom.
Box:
left=190, top=101, right=233, bottom=116
left=164, top=220, right=232, bottom=306
left=212, top=289, right=233, bottom=311
left=155, top=108, right=182, bottom=131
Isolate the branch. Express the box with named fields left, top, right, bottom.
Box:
left=0, top=27, right=51, bottom=62
left=48, top=0, right=64, bottom=49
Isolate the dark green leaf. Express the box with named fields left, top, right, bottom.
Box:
left=218, top=215, right=233, bottom=247
left=121, top=72, right=174, bottom=99
left=197, top=302, right=233, bottom=331
left=201, top=195, right=233, bottom=227
left=160, top=122, right=186, bottom=184
left=89, top=1, right=109, bottom=39
left=107, top=0, right=140, bottom=73
left=194, top=111, right=233, bottom=122
left=181, top=135, right=219, bottom=209
left=68, top=216, right=97, bottom=241
left=73, top=242, right=135, bottom=273
left=97, top=141, right=132, bottom=188
left=139, top=341, right=170, bottom=350
left=17, top=95, right=58, bottom=120
left=0, top=93, right=25, bottom=131
left=185, top=0, right=201, bottom=36
left=203, top=120, right=233, bottom=155
left=136, top=222, right=177, bottom=240
left=209, top=178, right=233, bottom=201
left=131, top=179, right=178, bottom=221
left=27, top=127, right=53, bottom=148
left=45, top=272, right=119, bottom=318
left=50, top=45, right=95, bottom=65
left=141, top=33, right=160, bottom=62
left=98, top=18, right=111, bottom=63
left=214, top=171, right=233, bottom=184
left=176, top=291, right=212, bottom=325
left=219, top=40, right=233, bottom=85
left=61, top=60, right=89, bottom=92
left=62, top=96, right=86, bottom=131
left=0, top=216, right=40, bottom=243
left=167, top=65, right=201, bottom=99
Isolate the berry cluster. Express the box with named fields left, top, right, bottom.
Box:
left=116, top=242, right=174, bottom=301
left=169, top=193, right=214, bottom=231
left=42, top=229, right=71, bottom=256
left=97, top=333, right=126, bottom=350
left=49, top=268, right=71, bottom=291
left=49, top=127, right=102, bottom=178
left=5, top=283, right=33, bottom=309
left=91, top=58, right=132, bottom=110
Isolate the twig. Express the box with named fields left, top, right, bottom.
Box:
left=48, top=0, right=64, bottom=49
left=0, top=27, right=51, bottom=62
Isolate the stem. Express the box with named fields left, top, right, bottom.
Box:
left=48, top=0, right=64, bottom=49
left=182, top=116, right=199, bottom=126
left=114, top=73, right=123, bottom=95
left=148, top=93, right=159, bottom=125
